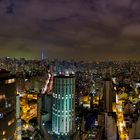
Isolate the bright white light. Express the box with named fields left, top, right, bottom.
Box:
left=42, top=73, right=51, bottom=94
left=5, top=78, right=15, bottom=84
left=0, top=113, right=3, bottom=118
left=65, top=70, right=69, bottom=76
left=116, top=94, right=119, bottom=104
left=120, top=122, right=123, bottom=132
left=8, top=104, right=11, bottom=107
left=118, top=108, right=122, bottom=112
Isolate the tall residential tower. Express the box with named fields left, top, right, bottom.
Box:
left=0, top=69, right=17, bottom=139
left=103, top=78, right=114, bottom=113
left=52, top=73, right=75, bottom=136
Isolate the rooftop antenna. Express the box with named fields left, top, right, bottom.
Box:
left=41, top=49, right=48, bottom=60
left=41, top=51, right=44, bottom=60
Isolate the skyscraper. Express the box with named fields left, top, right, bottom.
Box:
left=52, top=73, right=75, bottom=136
left=41, top=50, right=47, bottom=60
left=0, top=69, right=16, bottom=139
left=103, top=78, right=113, bottom=113
left=41, top=94, right=52, bottom=122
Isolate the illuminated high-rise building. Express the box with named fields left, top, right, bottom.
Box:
left=41, top=50, right=47, bottom=60
left=0, top=69, right=17, bottom=139
left=16, top=72, right=25, bottom=93
left=37, top=94, right=42, bottom=128
left=16, top=94, right=22, bottom=140
left=52, top=73, right=75, bottom=136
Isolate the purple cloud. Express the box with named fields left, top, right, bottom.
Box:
left=0, top=0, right=140, bottom=60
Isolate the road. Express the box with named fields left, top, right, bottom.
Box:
left=21, top=101, right=37, bottom=122
left=116, top=94, right=129, bottom=140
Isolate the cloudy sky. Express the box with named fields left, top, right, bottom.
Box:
left=0, top=0, right=140, bottom=60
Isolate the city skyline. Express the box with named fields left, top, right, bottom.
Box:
left=0, top=57, right=140, bottom=139
left=0, top=0, right=140, bottom=60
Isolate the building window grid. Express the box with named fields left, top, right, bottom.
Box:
left=53, top=77, right=75, bottom=135
left=66, top=117, right=67, bottom=132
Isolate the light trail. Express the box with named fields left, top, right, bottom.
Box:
left=41, top=72, right=53, bottom=95
left=116, top=94, right=129, bottom=140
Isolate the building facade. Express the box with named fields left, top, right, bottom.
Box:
left=52, top=75, right=75, bottom=136
left=103, top=78, right=114, bottom=113
left=41, top=94, right=52, bottom=122
left=0, top=69, right=17, bottom=139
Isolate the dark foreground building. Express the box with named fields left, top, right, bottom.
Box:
left=0, top=69, right=17, bottom=139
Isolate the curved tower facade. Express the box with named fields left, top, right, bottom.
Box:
left=52, top=75, right=75, bottom=136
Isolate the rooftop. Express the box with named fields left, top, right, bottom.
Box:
left=0, top=69, right=15, bottom=80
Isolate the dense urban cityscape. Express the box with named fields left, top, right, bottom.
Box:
left=1, top=0, right=140, bottom=140
left=0, top=57, right=140, bottom=140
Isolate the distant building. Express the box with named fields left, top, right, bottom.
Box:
left=0, top=69, right=17, bottom=139
left=16, top=72, right=25, bottom=93
left=52, top=74, right=75, bottom=136
left=37, top=94, right=42, bottom=128
left=103, top=78, right=114, bottom=112
left=135, top=81, right=140, bottom=88
left=41, top=94, right=52, bottom=122
left=104, top=113, right=117, bottom=140
left=16, top=94, right=22, bottom=140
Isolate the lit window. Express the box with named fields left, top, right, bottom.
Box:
left=8, top=118, right=15, bottom=126
left=5, top=79, right=15, bottom=84
left=0, top=95, right=5, bottom=100
left=58, top=94, right=60, bottom=99
left=55, top=94, right=57, bottom=98
left=2, top=131, right=6, bottom=135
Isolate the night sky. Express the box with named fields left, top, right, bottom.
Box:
left=0, top=0, right=140, bottom=60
